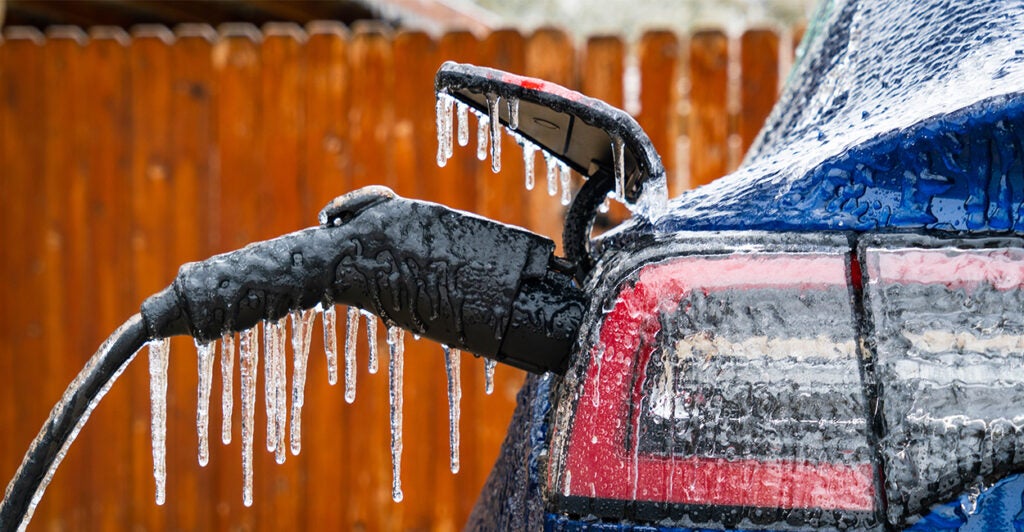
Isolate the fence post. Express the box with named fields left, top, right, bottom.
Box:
left=739, top=28, right=780, bottom=157
left=688, top=29, right=730, bottom=188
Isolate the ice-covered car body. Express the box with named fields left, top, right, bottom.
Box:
left=465, top=0, right=1024, bottom=530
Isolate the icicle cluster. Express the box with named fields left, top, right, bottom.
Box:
left=145, top=303, right=503, bottom=509
left=435, top=91, right=578, bottom=203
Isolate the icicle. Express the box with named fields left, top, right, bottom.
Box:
left=290, top=309, right=314, bottom=456
left=196, top=339, right=216, bottom=467
left=434, top=94, right=446, bottom=165
left=273, top=316, right=288, bottom=465
left=443, top=96, right=454, bottom=160
left=612, top=135, right=626, bottom=200
left=599, top=194, right=612, bottom=213
left=486, top=93, right=501, bottom=173
left=443, top=345, right=461, bottom=474
left=221, top=332, right=235, bottom=445
left=484, top=358, right=496, bottom=395
left=264, top=320, right=280, bottom=453
left=239, top=327, right=259, bottom=506
left=507, top=96, right=520, bottom=130
left=323, top=305, right=338, bottom=386
left=362, top=309, right=379, bottom=374
left=477, top=115, right=489, bottom=161
left=344, top=306, right=359, bottom=403
left=523, top=142, right=536, bottom=190
left=545, top=152, right=558, bottom=196
left=148, top=338, right=170, bottom=506
left=387, top=326, right=405, bottom=502
left=559, top=162, right=572, bottom=206
left=457, top=102, right=469, bottom=147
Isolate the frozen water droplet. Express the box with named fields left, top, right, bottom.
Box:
left=323, top=305, right=338, bottom=386
left=362, top=310, right=379, bottom=374
left=457, top=102, right=469, bottom=147
left=507, top=96, right=519, bottom=130
left=221, top=332, right=235, bottom=445
left=477, top=115, right=489, bottom=161
left=443, top=96, right=454, bottom=161
left=290, top=309, right=314, bottom=456
left=599, top=194, right=611, bottom=213
left=387, top=326, right=405, bottom=502
left=559, top=162, right=572, bottom=206
left=239, top=327, right=259, bottom=506
left=196, top=339, right=215, bottom=467
left=523, top=142, right=536, bottom=191
left=484, top=358, right=496, bottom=395
left=545, top=152, right=558, bottom=197
left=612, top=135, right=626, bottom=201
left=435, top=94, right=452, bottom=167
left=344, top=307, right=359, bottom=403
left=486, top=93, right=501, bottom=173
left=442, top=345, right=461, bottom=474
left=148, top=338, right=170, bottom=505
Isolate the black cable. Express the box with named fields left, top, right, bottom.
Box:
left=0, top=314, right=149, bottom=531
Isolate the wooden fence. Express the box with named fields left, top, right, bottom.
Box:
left=0, top=22, right=799, bottom=531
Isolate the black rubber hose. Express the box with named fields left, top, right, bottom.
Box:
left=0, top=314, right=149, bottom=531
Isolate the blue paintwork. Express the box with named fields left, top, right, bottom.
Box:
left=468, top=0, right=1024, bottom=530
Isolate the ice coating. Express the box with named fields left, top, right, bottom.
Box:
left=344, top=307, right=359, bottom=403
left=148, top=338, right=170, bottom=505
left=484, top=358, right=496, bottom=395
left=289, top=310, right=314, bottom=456
left=476, top=115, right=489, bottom=161
left=363, top=309, right=379, bottom=374
left=486, top=93, right=501, bottom=173
left=322, top=305, right=338, bottom=386
left=443, top=345, right=462, bottom=473
left=221, top=332, right=235, bottom=445
left=387, top=326, right=405, bottom=502
left=196, top=340, right=215, bottom=467
left=457, top=102, right=469, bottom=147
left=239, top=327, right=259, bottom=506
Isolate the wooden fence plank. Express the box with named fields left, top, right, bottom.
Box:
left=638, top=30, right=682, bottom=194
left=169, top=23, right=218, bottom=532
left=476, top=28, right=527, bottom=511
left=347, top=22, right=396, bottom=531
left=392, top=28, right=442, bottom=532
left=212, top=22, right=263, bottom=531
left=739, top=29, right=780, bottom=157
left=79, top=26, right=133, bottom=532
left=688, top=30, right=730, bottom=188
left=526, top=27, right=575, bottom=253
left=302, top=20, right=351, bottom=532
left=581, top=35, right=630, bottom=224
left=129, top=25, right=176, bottom=531
left=0, top=26, right=47, bottom=528
left=36, top=27, right=87, bottom=530
left=259, top=22, right=309, bottom=532
left=436, top=29, right=482, bottom=528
